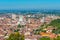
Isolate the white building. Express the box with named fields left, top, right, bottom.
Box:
left=19, top=15, right=24, bottom=22
left=40, top=17, right=45, bottom=23
left=12, top=14, right=17, bottom=20
left=17, top=15, right=26, bottom=25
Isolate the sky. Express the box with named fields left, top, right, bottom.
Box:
left=0, top=0, right=60, bottom=9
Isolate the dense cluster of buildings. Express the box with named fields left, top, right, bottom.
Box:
left=0, top=13, right=60, bottom=40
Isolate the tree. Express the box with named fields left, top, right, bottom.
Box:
left=39, top=37, right=50, bottom=40
left=18, top=24, right=21, bottom=28
left=18, top=24, right=24, bottom=28
left=49, top=19, right=60, bottom=29
left=52, top=29, right=60, bottom=34
left=56, top=36, right=60, bottom=40
left=6, top=32, right=24, bottom=40
left=14, top=29, right=20, bottom=32
left=49, top=19, right=60, bottom=34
